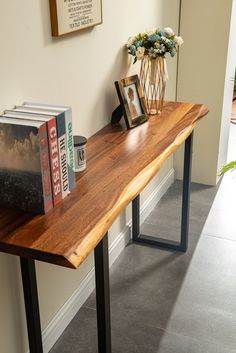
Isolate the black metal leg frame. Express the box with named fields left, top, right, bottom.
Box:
left=20, top=233, right=112, bottom=353
left=20, top=258, right=44, bottom=353
left=94, top=234, right=112, bottom=353
left=132, top=132, right=193, bottom=252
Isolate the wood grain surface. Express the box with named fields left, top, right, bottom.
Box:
left=0, top=102, right=209, bottom=268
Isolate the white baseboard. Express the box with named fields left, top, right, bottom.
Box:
left=40, top=168, right=175, bottom=353
left=42, top=267, right=96, bottom=353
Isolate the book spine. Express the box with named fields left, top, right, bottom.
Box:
left=47, top=119, right=62, bottom=206
left=38, top=124, right=53, bottom=213
left=59, top=137, right=69, bottom=198
left=56, top=113, right=69, bottom=198
left=64, top=109, right=76, bottom=191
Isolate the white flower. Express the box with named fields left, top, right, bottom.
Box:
left=136, top=47, right=145, bottom=60
left=174, top=36, right=184, bottom=46
left=126, top=37, right=134, bottom=48
left=164, top=27, right=175, bottom=36
left=162, top=37, right=170, bottom=44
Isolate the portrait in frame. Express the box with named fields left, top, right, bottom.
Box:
left=115, top=75, right=148, bottom=129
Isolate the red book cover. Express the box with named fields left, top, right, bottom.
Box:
left=39, top=125, right=53, bottom=213
left=47, top=118, right=62, bottom=206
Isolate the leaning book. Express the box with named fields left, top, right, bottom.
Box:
left=0, top=116, right=53, bottom=214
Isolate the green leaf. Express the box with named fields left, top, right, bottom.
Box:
left=218, top=161, right=236, bottom=176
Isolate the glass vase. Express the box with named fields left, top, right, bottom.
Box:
left=140, top=56, right=168, bottom=115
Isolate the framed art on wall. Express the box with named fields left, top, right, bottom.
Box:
left=49, top=0, right=103, bottom=37
left=114, top=75, right=149, bottom=129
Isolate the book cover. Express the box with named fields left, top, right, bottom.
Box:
left=4, top=110, right=63, bottom=205
left=14, top=107, right=68, bottom=199
left=14, top=106, right=68, bottom=201
left=23, top=102, right=76, bottom=191
left=0, top=117, right=53, bottom=214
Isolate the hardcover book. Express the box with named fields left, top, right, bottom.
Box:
left=23, top=102, right=76, bottom=191
left=0, top=117, right=53, bottom=214
left=14, top=106, right=68, bottom=201
left=4, top=110, right=63, bottom=205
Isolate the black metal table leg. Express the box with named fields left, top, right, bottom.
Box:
left=94, top=234, right=112, bottom=353
left=180, top=131, right=193, bottom=251
left=20, top=257, right=43, bottom=353
left=132, top=196, right=140, bottom=242
left=132, top=132, right=193, bottom=252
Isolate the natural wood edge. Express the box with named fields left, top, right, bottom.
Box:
left=68, top=121, right=200, bottom=269
left=0, top=243, right=76, bottom=268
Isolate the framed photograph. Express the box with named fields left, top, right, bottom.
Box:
left=115, top=75, right=148, bottom=129
left=49, top=0, right=103, bottom=37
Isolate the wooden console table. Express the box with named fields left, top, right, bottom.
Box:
left=0, top=101, right=208, bottom=353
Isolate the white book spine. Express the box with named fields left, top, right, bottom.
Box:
left=65, top=110, right=76, bottom=190
left=58, top=133, right=69, bottom=198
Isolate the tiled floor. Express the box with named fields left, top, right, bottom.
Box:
left=50, top=124, right=236, bottom=353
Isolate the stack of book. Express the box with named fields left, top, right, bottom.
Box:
left=0, top=102, right=76, bottom=214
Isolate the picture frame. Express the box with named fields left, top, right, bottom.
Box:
left=49, top=0, right=103, bottom=37
left=114, top=75, right=149, bottom=129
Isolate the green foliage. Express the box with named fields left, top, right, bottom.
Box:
left=218, top=161, right=236, bottom=176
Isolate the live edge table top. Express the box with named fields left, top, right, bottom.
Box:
left=0, top=102, right=209, bottom=269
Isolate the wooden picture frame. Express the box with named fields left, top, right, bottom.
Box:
left=115, top=75, right=149, bottom=129
left=49, top=0, right=103, bottom=37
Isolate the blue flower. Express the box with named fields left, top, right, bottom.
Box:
left=157, top=44, right=166, bottom=53
left=167, top=40, right=175, bottom=48
left=149, top=34, right=159, bottom=42
left=158, top=31, right=167, bottom=37
left=129, top=45, right=136, bottom=55
left=148, top=47, right=157, bottom=58
left=170, top=48, right=177, bottom=57
left=135, top=40, right=143, bottom=48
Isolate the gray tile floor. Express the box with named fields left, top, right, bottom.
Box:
left=50, top=123, right=236, bottom=353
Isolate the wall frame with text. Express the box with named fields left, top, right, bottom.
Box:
left=49, top=0, right=103, bottom=37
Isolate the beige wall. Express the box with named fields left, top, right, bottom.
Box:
left=175, top=0, right=234, bottom=185
left=0, top=1, right=180, bottom=352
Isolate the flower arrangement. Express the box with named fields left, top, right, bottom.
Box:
left=126, top=27, right=183, bottom=63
